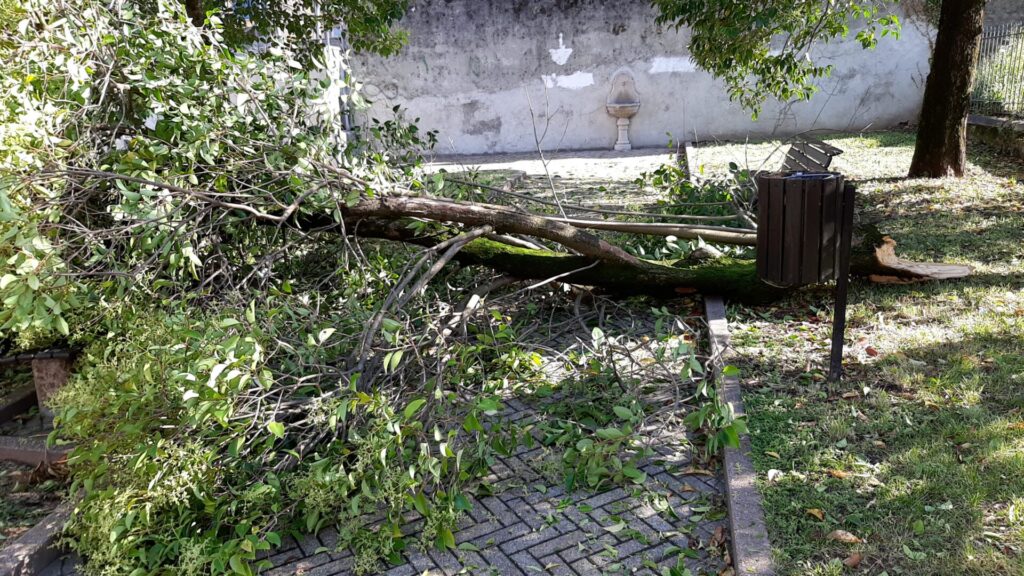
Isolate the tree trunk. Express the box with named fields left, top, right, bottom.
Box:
left=908, top=0, right=987, bottom=178
left=343, top=219, right=974, bottom=304
left=184, top=0, right=205, bottom=26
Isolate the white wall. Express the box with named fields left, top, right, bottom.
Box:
left=350, top=0, right=933, bottom=154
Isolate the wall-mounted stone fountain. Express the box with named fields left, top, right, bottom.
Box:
left=606, top=69, right=640, bottom=151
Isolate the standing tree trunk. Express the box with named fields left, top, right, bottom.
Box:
left=183, top=0, right=205, bottom=26
left=909, top=0, right=987, bottom=178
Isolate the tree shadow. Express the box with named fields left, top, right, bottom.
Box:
left=967, top=143, right=1024, bottom=181
left=740, top=327, right=1024, bottom=575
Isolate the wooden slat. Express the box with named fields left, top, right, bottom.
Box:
left=782, top=139, right=844, bottom=172
left=819, top=176, right=838, bottom=281
left=793, top=142, right=833, bottom=169
left=782, top=177, right=804, bottom=286
left=801, top=179, right=823, bottom=284
left=781, top=147, right=814, bottom=171
left=766, top=177, right=785, bottom=284
left=808, top=140, right=844, bottom=156
left=756, top=176, right=770, bottom=278
left=832, top=177, right=846, bottom=277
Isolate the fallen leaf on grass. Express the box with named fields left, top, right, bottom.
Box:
left=764, top=451, right=781, bottom=459
left=827, top=469, right=850, bottom=479
left=827, top=530, right=863, bottom=544
left=865, top=346, right=879, bottom=357
left=806, top=508, right=825, bottom=521
left=843, top=552, right=863, bottom=568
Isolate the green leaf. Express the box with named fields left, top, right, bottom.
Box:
left=440, top=528, right=455, bottom=549
left=229, top=554, right=252, bottom=575
left=267, top=421, right=285, bottom=439
left=412, top=492, right=429, bottom=515
left=454, top=493, right=472, bottom=511
left=55, top=316, right=69, bottom=336
left=612, top=406, right=633, bottom=420
left=404, top=398, right=427, bottom=420
left=596, top=427, right=626, bottom=440
left=603, top=521, right=627, bottom=533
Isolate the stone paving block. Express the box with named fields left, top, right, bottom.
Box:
left=524, top=530, right=591, bottom=559
left=404, top=549, right=439, bottom=573
left=427, top=547, right=463, bottom=574
left=265, top=553, right=331, bottom=576
left=569, top=556, right=601, bottom=574
left=537, top=553, right=577, bottom=576
left=480, top=547, right=528, bottom=576
left=302, top=557, right=354, bottom=576
left=382, top=562, right=418, bottom=576
left=469, top=521, right=531, bottom=547
left=500, top=528, right=559, bottom=555
left=576, top=487, right=630, bottom=510
left=295, top=533, right=323, bottom=556
left=266, top=546, right=305, bottom=568
left=454, top=518, right=503, bottom=544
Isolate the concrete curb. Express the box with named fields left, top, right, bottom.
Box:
left=0, top=387, right=37, bottom=424
left=705, top=295, right=775, bottom=576
left=0, top=436, right=70, bottom=467
left=0, top=501, right=72, bottom=576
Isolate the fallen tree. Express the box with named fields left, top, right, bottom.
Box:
left=328, top=211, right=973, bottom=303
left=0, top=3, right=974, bottom=573
left=43, top=168, right=973, bottom=304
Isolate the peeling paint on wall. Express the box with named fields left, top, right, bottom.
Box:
left=648, top=56, right=697, bottom=74
left=542, top=71, right=595, bottom=90
left=549, top=33, right=573, bottom=66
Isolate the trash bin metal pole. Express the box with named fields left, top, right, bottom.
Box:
left=828, top=183, right=856, bottom=382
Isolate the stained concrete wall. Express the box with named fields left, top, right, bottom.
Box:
left=350, top=0, right=933, bottom=154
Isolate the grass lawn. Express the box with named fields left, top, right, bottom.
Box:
left=700, top=132, right=1024, bottom=575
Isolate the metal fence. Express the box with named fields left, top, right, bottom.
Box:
left=971, top=22, right=1024, bottom=119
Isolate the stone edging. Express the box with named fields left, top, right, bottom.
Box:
left=0, top=501, right=72, bottom=576
left=705, top=295, right=775, bottom=576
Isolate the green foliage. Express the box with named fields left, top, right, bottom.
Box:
left=0, top=1, right=748, bottom=574
left=535, top=342, right=653, bottom=491
left=652, top=0, right=901, bottom=116
left=628, top=158, right=755, bottom=260
left=163, top=0, right=408, bottom=58
left=972, top=35, right=1024, bottom=118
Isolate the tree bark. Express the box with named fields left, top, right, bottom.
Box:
left=343, top=218, right=973, bottom=303
left=183, top=0, right=205, bottom=26
left=908, top=0, right=987, bottom=178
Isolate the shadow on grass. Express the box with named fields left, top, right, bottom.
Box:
left=967, top=143, right=1024, bottom=180
left=743, top=329, right=1024, bottom=575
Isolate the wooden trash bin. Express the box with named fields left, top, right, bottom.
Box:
left=755, top=171, right=856, bottom=380
left=755, top=171, right=853, bottom=287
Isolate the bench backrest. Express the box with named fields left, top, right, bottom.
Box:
left=782, top=139, right=844, bottom=172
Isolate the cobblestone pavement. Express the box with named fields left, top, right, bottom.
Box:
left=251, top=393, right=727, bottom=576
left=43, top=408, right=728, bottom=576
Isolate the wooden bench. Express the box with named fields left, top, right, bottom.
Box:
left=781, top=139, right=844, bottom=172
